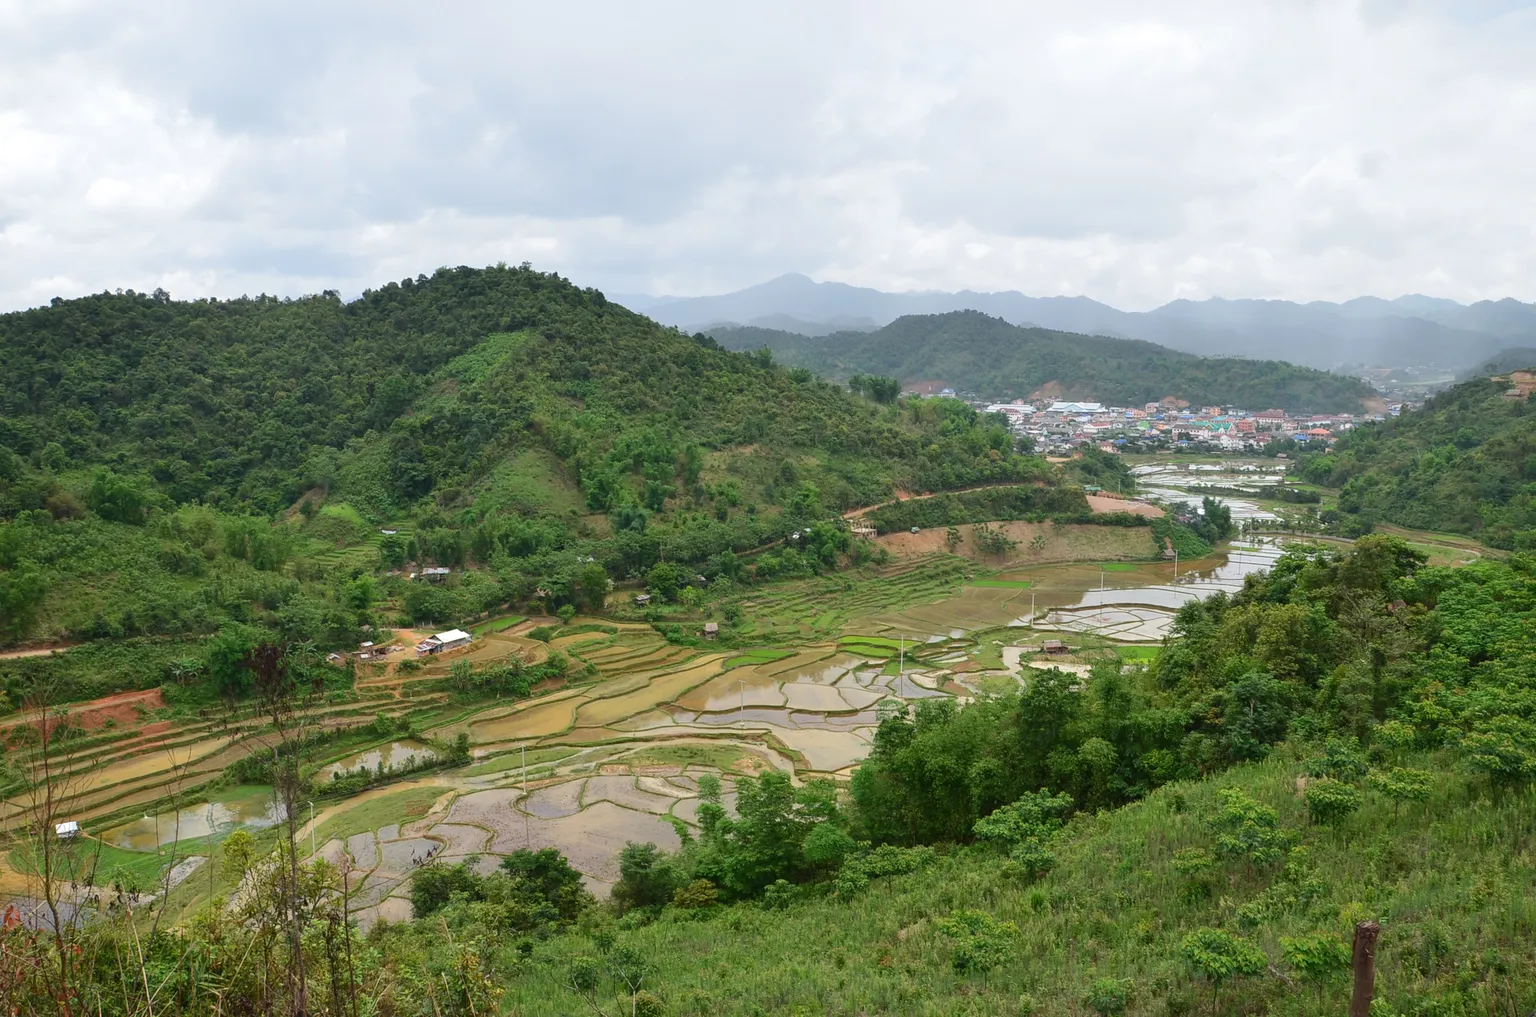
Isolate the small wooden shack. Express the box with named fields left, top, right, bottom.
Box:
left=703, top=622, right=719, bottom=641
left=1042, top=640, right=1068, bottom=655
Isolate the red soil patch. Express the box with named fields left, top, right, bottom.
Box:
left=73, top=688, right=166, bottom=731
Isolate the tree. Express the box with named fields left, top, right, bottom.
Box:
left=1366, top=767, right=1433, bottom=818
left=935, top=909, right=1016, bottom=977
left=1180, top=928, right=1267, bottom=1001
left=645, top=561, right=687, bottom=602
left=972, top=522, right=1019, bottom=560
left=611, top=843, right=679, bottom=912
left=207, top=623, right=260, bottom=703
left=500, top=848, right=592, bottom=922
left=944, top=526, right=962, bottom=552
left=576, top=562, right=610, bottom=613
left=220, top=828, right=257, bottom=884
left=85, top=469, right=149, bottom=525
left=1304, top=778, right=1362, bottom=826
left=1281, top=932, right=1351, bottom=999
left=1460, top=714, right=1536, bottom=790
left=973, top=790, right=1074, bottom=881
left=0, top=560, right=46, bottom=644
left=1211, top=787, right=1287, bottom=866
left=1084, top=977, right=1134, bottom=1016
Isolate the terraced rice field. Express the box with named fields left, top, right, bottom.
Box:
left=5, top=515, right=1291, bottom=926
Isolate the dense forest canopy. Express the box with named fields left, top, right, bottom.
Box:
left=0, top=265, right=1079, bottom=652
left=710, top=311, right=1380, bottom=412
left=1298, top=374, right=1536, bottom=548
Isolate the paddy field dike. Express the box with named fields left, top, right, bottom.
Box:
left=1, top=464, right=1300, bottom=926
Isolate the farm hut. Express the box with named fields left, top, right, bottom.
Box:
left=634, top=593, right=652, bottom=606
left=420, top=567, right=451, bottom=582
left=55, top=821, right=79, bottom=841
left=1042, top=640, right=1068, bottom=655
left=703, top=622, right=719, bottom=641
left=433, top=629, right=472, bottom=652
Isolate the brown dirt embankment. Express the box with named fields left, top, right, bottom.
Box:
left=874, top=521, right=1155, bottom=565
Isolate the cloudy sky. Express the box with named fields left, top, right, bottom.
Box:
left=2, top=1, right=1534, bottom=312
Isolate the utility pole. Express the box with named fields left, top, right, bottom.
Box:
left=308, top=801, right=316, bottom=859
left=1029, top=591, right=1036, bottom=628
left=899, top=634, right=905, bottom=678
left=738, top=680, right=747, bottom=727
left=1173, top=548, right=1179, bottom=579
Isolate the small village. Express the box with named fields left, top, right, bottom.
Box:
left=961, top=396, right=1411, bottom=455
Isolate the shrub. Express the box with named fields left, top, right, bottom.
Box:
left=1304, top=777, right=1362, bottom=826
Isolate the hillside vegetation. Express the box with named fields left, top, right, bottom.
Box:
left=711, top=311, right=1379, bottom=412
left=0, top=267, right=1088, bottom=692
left=7, top=535, right=1534, bottom=1016
left=1299, top=374, right=1536, bottom=547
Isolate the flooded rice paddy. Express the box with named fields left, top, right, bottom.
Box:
left=317, top=740, right=435, bottom=781
left=49, top=466, right=1298, bottom=925
left=102, top=794, right=286, bottom=850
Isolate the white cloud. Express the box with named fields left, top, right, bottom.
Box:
left=0, top=0, right=1534, bottom=311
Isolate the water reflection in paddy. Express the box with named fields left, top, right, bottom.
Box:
left=318, top=740, right=435, bottom=781
left=1029, top=541, right=1284, bottom=640
left=102, top=795, right=286, bottom=850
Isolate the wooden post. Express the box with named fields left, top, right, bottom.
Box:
left=1349, top=920, right=1380, bottom=1017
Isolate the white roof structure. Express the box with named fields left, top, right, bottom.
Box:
left=1048, top=401, right=1105, bottom=414
left=433, top=629, right=472, bottom=643
left=55, top=821, right=79, bottom=837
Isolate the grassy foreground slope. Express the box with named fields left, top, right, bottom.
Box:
left=712, top=311, right=1379, bottom=413
left=1299, top=374, right=1536, bottom=547
left=490, top=748, right=1533, bottom=1017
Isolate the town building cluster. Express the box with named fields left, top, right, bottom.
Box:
left=971, top=399, right=1403, bottom=455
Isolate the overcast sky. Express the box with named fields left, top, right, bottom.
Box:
left=2, top=1, right=1534, bottom=313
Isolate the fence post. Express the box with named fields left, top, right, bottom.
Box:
left=1349, top=920, right=1381, bottom=1017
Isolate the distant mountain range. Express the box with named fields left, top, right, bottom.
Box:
left=619, top=274, right=1536, bottom=372
left=708, top=311, right=1380, bottom=414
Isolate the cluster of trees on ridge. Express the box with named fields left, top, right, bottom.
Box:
left=710, top=310, right=1379, bottom=413
left=1296, top=374, right=1536, bottom=548
left=0, top=265, right=1091, bottom=662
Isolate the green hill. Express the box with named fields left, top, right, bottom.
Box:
left=1459, top=347, right=1536, bottom=380
left=0, top=266, right=1066, bottom=652
left=711, top=311, right=1380, bottom=412
left=1299, top=374, right=1536, bottom=547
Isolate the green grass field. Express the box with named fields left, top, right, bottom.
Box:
left=493, top=748, right=1536, bottom=1016
left=470, top=614, right=528, bottom=636
left=311, top=786, right=448, bottom=845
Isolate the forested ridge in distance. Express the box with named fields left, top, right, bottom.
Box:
left=709, top=310, right=1381, bottom=413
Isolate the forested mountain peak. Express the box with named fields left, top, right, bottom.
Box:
left=0, top=263, right=1064, bottom=646
left=712, top=310, right=1379, bottom=412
